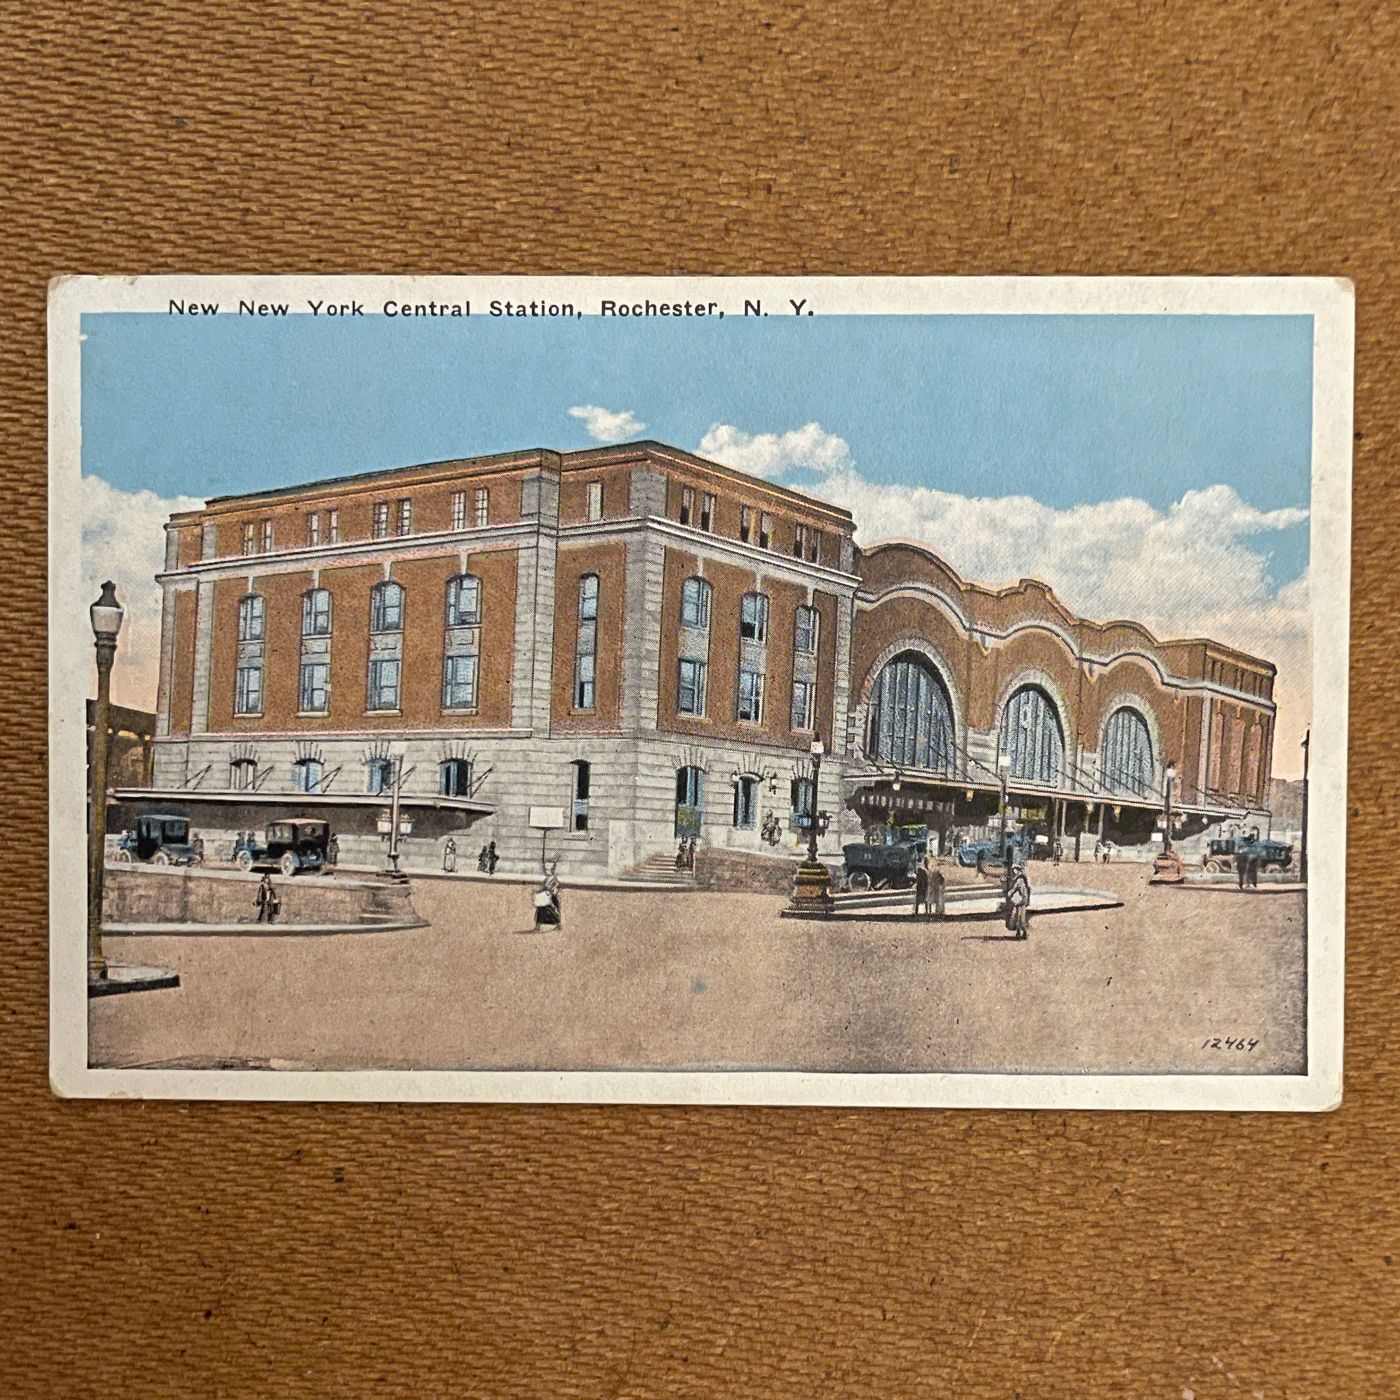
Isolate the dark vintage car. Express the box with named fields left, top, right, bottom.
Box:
left=954, top=828, right=1034, bottom=869
left=115, top=813, right=204, bottom=866
left=842, top=824, right=931, bottom=891
left=1203, top=831, right=1294, bottom=874
left=234, top=819, right=332, bottom=877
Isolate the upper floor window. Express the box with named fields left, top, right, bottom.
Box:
left=677, top=658, right=707, bottom=716
left=242, top=522, right=256, bottom=556
left=679, top=486, right=694, bottom=526
left=397, top=498, right=413, bottom=536
left=473, top=487, right=489, bottom=527
left=261, top=519, right=274, bottom=553
left=452, top=491, right=467, bottom=530
left=372, top=502, right=390, bottom=539
left=439, top=758, right=474, bottom=797
left=790, top=678, right=816, bottom=732
left=302, top=588, right=332, bottom=636
left=307, top=512, right=321, bottom=548
left=237, top=594, right=265, bottom=642
left=805, top=529, right=821, bottom=565
left=327, top=508, right=340, bottom=544
left=442, top=654, right=478, bottom=710
left=700, top=492, right=715, bottom=532
left=736, top=668, right=764, bottom=723
left=575, top=573, right=599, bottom=710
left=292, top=757, right=323, bottom=792
left=299, top=660, right=330, bottom=714
left=739, top=505, right=752, bottom=543
left=370, top=580, right=404, bottom=633
left=367, top=658, right=401, bottom=711
left=794, top=523, right=807, bottom=559
left=739, top=592, right=769, bottom=643
left=445, top=573, right=481, bottom=627
left=366, top=756, right=395, bottom=795
left=680, top=576, right=711, bottom=629
left=587, top=481, right=604, bottom=522
left=234, top=664, right=263, bottom=716
left=759, top=513, right=773, bottom=550
left=794, top=604, right=819, bottom=655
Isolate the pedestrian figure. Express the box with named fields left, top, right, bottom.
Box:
left=327, top=833, right=339, bottom=869
left=255, top=872, right=280, bottom=925
left=442, top=836, right=457, bottom=873
left=1236, top=852, right=1248, bottom=889
left=533, top=862, right=562, bottom=929
left=913, top=860, right=931, bottom=919
left=193, top=835, right=205, bottom=865
left=676, top=838, right=688, bottom=871
left=487, top=840, right=499, bottom=875
left=478, top=844, right=490, bottom=872
left=687, top=837, right=697, bottom=871
left=1247, top=852, right=1261, bottom=889
left=1004, top=859, right=1031, bottom=940
left=930, top=861, right=947, bottom=919
left=1051, top=837, right=1062, bottom=867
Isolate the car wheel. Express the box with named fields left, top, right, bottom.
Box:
left=849, top=871, right=871, bottom=892
left=235, top=850, right=254, bottom=873
left=1204, top=859, right=1222, bottom=873
left=151, top=850, right=170, bottom=866
left=279, top=852, right=298, bottom=878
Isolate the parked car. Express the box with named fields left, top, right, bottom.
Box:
left=843, top=824, right=930, bottom=891
left=114, top=813, right=203, bottom=866
left=954, top=828, right=1034, bottom=869
left=234, top=819, right=332, bottom=877
left=1203, top=831, right=1294, bottom=874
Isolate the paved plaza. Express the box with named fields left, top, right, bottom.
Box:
left=90, top=865, right=1306, bottom=1076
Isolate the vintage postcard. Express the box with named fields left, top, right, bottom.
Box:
left=48, top=275, right=1352, bottom=1108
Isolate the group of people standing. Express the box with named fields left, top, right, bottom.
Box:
left=914, top=852, right=1032, bottom=940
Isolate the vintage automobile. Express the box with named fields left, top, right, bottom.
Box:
left=1203, top=831, right=1294, bottom=874
left=234, top=819, right=332, bottom=877
left=842, top=823, right=931, bottom=891
left=954, top=827, right=1034, bottom=869
left=114, top=813, right=203, bottom=866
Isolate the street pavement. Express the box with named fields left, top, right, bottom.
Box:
left=90, top=862, right=1305, bottom=1075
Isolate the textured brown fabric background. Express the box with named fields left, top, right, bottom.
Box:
left=3, top=4, right=1394, bottom=1395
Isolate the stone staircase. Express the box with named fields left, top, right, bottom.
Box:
left=617, top=852, right=698, bottom=887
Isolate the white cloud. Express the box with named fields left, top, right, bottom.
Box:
left=567, top=404, right=647, bottom=443
left=698, top=421, right=854, bottom=479
left=699, top=424, right=1314, bottom=777
left=82, top=475, right=204, bottom=712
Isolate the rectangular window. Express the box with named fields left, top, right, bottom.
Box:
left=302, top=589, right=331, bottom=636
left=442, top=654, right=479, bottom=710
left=677, top=658, right=707, bottom=716
left=327, top=509, right=340, bottom=544
left=242, top=521, right=256, bottom=556
left=446, top=574, right=481, bottom=627
left=587, top=480, right=604, bottom=522
left=261, top=519, right=274, bottom=553
left=700, top=492, right=715, bottom=532
left=790, top=678, right=815, bottom=732
left=238, top=595, right=265, bottom=641
left=299, top=660, right=330, bottom=714
left=739, top=593, right=769, bottom=643
left=397, top=498, right=413, bottom=536
left=367, top=657, right=401, bottom=711
left=575, top=573, right=599, bottom=710
left=759, top=513, right=773, bottom=550
left=571, top=760, right=591, bottom=831
left=733, top=775, right=759, bottom=829
left=367, top=758, right=394, bottom=795
left=473, top=487, right=489, bottom=527
left=372, top=502, right=390, bottom=539
left=235, top=663, right=263, bottom=715
left=679, top=486, right=694, bottom=526
left=452, top=491, right=466, bottom=530
left=794, top=604, right=819, bottom=655
left=739, top=505, right=752, bottom=543
left=794, top=523, right=807, bottom=558
left=440, top=758, right=474, bottom=796
left=307, top=512, right=321, bottom=547
left=680, top=577, right=710, bottom=629
left=737, top=668, right=764, bottom=723
left=806, top=529, right=821, bottom=564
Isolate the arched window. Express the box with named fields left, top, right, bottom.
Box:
left=229, top=756, right=257, bottom=790
left=1101, top=706, right=1154, bottom=798
left=1000, top=685, right=1065, bottom=785
left=237, top=593, right=265, bottom=641
left=675, top=765, right=704, bottom=837
left=865, top=651, right=956, bottom=772
left=439, top=758, right=474, bottom=797
left=302, top=588, right=332, bottom=636
left=292, top=757, right=323, bottom=793
left=445, top=574, right=481, bottom=627
left=739, top=591, right=769, bottom=643
left=366, top=756, right=395, bottom=795
left=680, top=576, right=711, bottom=629
left=370, top=580, right=404, bottom=633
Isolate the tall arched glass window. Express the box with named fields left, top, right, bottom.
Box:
left=1000, top=685, right=1065, bottom=785
left=1101, top=706, right=1154, bottom=797
left=370, top=580, right=404, bottom=633
left=865, top=651, right=955, bottom=772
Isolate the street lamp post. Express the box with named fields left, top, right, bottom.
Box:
left=788, top=736, right=834, bottom=915
left=996, top=753, right=1011, bottom=889
left=1300, top=728, right=1310, bottom=884
left=88, top=581, right=124, bottom=981
left=1150, top=761, right=1186, bottom=884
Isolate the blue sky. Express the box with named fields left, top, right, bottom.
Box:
left=81, top=311, right=1312, bottom=585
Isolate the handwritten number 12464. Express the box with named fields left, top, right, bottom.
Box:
left=1201, top=1037, right=1260, bottom=1052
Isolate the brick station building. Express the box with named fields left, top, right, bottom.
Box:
left=125, top=440, right=1278, bottom=875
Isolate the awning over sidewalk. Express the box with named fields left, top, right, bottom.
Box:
left=112, top=787, right=495, bottom=816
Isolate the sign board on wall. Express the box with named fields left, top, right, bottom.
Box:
left=528, top=806, right=566, bottom=831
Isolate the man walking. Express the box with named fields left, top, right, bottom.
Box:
left=486, top=840, right=499, bottom=875
left=1004, top=858, right=1031, bottom=941
left=442, top=836, right=457, bottom=873
left=913, top=859, right=931, bottom=920
left=255, top=872, right=280, bottom=925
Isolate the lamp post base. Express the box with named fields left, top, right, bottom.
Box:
left=788, top=857, right=835, bottom=915
left=1149, top=850, right=1187, bottom=884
